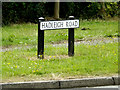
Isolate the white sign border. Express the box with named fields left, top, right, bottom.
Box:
left=40, top=19, right=79, bottom=30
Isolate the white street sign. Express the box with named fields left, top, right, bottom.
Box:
left=40, top=19, right=79, bottom=30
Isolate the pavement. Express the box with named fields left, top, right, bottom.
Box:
left=0, top=76, right=119, bottom=90
left=50, top=85, right=119, bottom=90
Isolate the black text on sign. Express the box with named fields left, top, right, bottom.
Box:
left=40, top=20, right=79, bottom=30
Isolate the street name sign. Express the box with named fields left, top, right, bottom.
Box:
left=40, top=19, right=79, bottom=30
left=38, top=16, right=80, bottom=59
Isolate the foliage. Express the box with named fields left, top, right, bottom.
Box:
left=2, top=2, right=46, bottom=25
left=2, top=2, right=119, bottom=25
left=104, top=2, right=118, bottom=17
left=60, top=2, right=118, bottom=19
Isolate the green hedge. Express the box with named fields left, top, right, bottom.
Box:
left=2, top=2, right=118, bottom=25
left=2, top=2, right=46, bottom=25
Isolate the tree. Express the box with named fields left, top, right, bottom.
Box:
left=54, top=0, right=60, bottom=19
left=98, top=2, right=106, bottom=19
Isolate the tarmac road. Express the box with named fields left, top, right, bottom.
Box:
left=1, top=85, right=119, bottom=90
left=48, top=85, right=119, bottom=90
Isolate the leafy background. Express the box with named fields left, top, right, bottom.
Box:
left=2, top=2, right=119, bottom=25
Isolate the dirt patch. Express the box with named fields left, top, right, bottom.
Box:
left=27, top=55, right=70, bottom=61
left=1, top=37, right=118, bottom=52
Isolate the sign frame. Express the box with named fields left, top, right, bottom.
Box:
left=38, top=16, right=79, bottom=59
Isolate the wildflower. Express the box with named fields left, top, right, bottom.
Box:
left=49, top=56, right=51, bottom=58
left=7, top=63, right=10, bottom=65
left=15, top=66, right=17, bottom=68
left=33, top=71, right=35, bottom=73
left=113, top=36, right=116, bottom=39
left=38, top=55, right=40, bottom=57
left=40, top=55, right=42, bottom=58
left=114, top=53, right=117, bottom=56
left=54, top=56, right=56, bottom=58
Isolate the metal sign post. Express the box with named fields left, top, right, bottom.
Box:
left=68, top=16, right=74, bottom=56
left=38, top=17, right=45, bottom=59
left=38, top=16, right=79, bottom=59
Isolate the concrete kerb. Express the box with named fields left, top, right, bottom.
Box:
left=112, top=76, right=120, bottom=85
left=0, top=76, right=119, bottom=89
left=1, top=80, right=60, bottom=89
left=60, top=77, right=116, bottom=88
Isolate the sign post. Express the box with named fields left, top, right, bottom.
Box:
left=38, top=17, right=45, bottom=59
left=38, top=16, right=79, bottom=59
left=68, top=16, right=74, bottom=56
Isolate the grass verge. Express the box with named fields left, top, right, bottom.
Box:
left=2, top=20, right=118, bottom=47
left=2, top=42, right=118, bottom=83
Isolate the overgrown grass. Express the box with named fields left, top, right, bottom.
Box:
left=2, top=42, right=118, bottom=82
left=2, top=20, right=118, bottom=47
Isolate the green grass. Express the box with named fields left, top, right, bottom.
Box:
left=1, top=19, right=118, bottom=82
left=2, top=23, right=37, bottom=47
left=2, top=20, right=118, bottom=47
left=2, top=42, right=118, bottom=82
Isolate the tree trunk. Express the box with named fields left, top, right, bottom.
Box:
left=99, top=2, right=106, bottom=19
left=54, top=0, right=60, bottom=19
